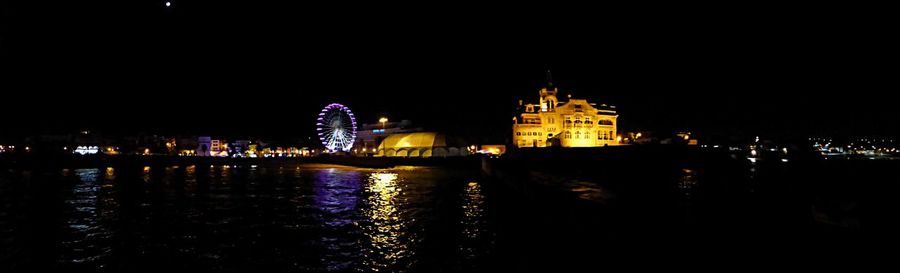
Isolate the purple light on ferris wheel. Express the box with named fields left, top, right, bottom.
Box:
left=315, top=103, right=357, bottom=153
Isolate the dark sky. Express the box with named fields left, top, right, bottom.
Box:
left=2, top=2, right=896, bottom=142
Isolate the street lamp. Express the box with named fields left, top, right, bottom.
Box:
left=379, top=117, right=388, bottom=129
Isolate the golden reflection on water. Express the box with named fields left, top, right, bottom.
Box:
left=104, top=167, right=115, bottom=180
left=362, top=172, right=409, bottom=270
left=142, top=166, right=152, bottom=184
left=678, top=168, right=699, bottom=197
left=461, top=181, right=484, bottom=241
left=459, top=180, right=489, bottom=263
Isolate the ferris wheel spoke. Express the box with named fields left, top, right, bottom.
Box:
left=316, top=103, right=357, bottom=153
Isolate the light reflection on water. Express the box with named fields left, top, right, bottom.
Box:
left=459, top=181, right=487, bottom=260
left=0, top=165, right=490, bottom=272
left=61, top=168, right=117, bottom=268
left=312, top=168, right=363, bottom=272
left=678, top=168, right=699, bottom=198
left=362, top=172, right=411, bottom=271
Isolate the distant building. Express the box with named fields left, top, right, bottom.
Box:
left=512, top=74, right=618, bottom=148
left=197, top=137, right=211, bottom=156
left=197, top=136, right=228, bottom=157
left=229, top=140, right=252, bottom=157
left=356, top=119, right=423, bottom=155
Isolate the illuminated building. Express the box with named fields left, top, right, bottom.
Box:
left=247, top=143, right=259, bottom=157
left=356, top=119, right=423, bottom=156
left=376, top=132, right=471, bottom=157
left=512, top=74, right=618, bottom=148
left=476, top=145, right=506, bottom=156
left=198, top=137, right=211, bottom=156
left=228, top=140, right=252, bottom=157
left=165, top=138, right=177, bottom=154
left=197, top=136, right=229, bottom=157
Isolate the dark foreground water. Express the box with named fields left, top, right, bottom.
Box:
left=0, top=159, right=882, bottom=272
left=1, top=164, right=500, bottom=272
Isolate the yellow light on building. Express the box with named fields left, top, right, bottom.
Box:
left=616, top=136, right=622, bottom=143
left=512, top=82, right=618, bottom=148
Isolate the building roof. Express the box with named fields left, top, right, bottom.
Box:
left=378, top=132, right=447, bottom=149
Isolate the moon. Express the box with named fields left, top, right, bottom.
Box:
left=165, top=1, right=171, bottom=6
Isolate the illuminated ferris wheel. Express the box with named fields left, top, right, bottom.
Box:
left=317, top=103, right=357, bottom=153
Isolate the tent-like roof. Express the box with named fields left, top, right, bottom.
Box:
left=377, top=132, right=447, bottom=149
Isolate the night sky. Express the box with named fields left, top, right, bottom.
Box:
left=2, top=2, right=896, bottom=142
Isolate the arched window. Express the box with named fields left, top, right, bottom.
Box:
left=575, top=131, right=582, bottom=139
left=565, top=131, right=572, bottom=139
left=609, top=131, right=614, bottom=140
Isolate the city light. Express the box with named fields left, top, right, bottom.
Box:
left=74, top=146, right=99, bottom=155
left=380, top=117, right=388, bottom=130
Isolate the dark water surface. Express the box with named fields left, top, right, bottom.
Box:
left=1, top=164, right=496, bottom=272
left=0, top=159, right=877, bottom=272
